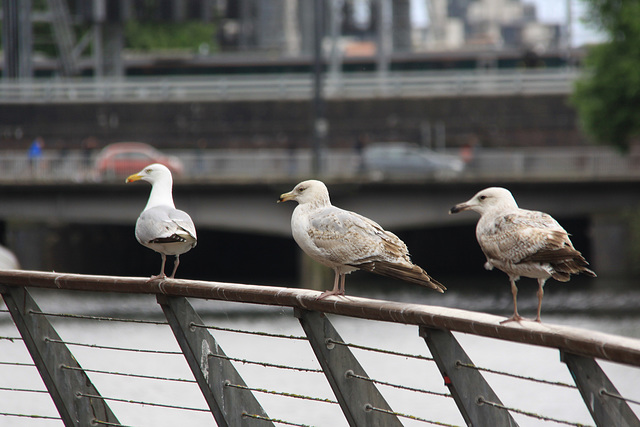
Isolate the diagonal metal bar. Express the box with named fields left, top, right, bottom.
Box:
left=296, top=309, right=403, bottom=427
left=157, top=295, right=274, bottom=427
left=0, top=286, right=120, bottom=426
left=561, top=351, right=640, bottom=427
left=420, top=326, right=518, bottom=427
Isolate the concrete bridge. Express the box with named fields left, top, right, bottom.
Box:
left=0, top=69, right=582, bottom=150
left=1, top=178, right=638, bottom=279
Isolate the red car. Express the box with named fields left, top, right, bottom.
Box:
left=93, top=142, right=184, bottom=179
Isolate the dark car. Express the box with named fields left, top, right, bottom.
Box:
left=93, top=142, right=184, bottom=180
left=362, top=142, right=464, bottom=179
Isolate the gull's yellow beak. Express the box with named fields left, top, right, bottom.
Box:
left=125, top=173, right=142, bottom=183
left=278, top=191, right=295, bottom=203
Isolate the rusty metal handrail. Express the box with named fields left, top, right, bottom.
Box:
left=1, top=269, right=639, bottom=367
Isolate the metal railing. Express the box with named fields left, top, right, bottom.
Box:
left=1, top=146, right=639, bottom=184
left=0, top=69, right=578, bottom=103
left=1, top=270, right=639, bottom=426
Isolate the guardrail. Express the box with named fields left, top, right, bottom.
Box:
left=1, top=270, right=639, bottom=426
left=1, top=146, right=639, bottom=184
left=0, top=69, right=579, bottom=103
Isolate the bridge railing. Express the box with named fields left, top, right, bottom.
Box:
left=1, top=146, right=639, bottom=184
left=1, top=270, right=639, bottom=426
left=0, top=69, right=578, bottom=103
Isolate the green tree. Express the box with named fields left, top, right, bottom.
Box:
left=125, top=22, right=217, bottom=53
left=571, top=1, right=640, bottom=151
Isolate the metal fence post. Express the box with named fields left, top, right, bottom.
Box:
left=0, top=286, right=120, bottom=426
left=561, top=351, right=640, bottom=427
left=296, top=309, right=403, bottom=427
left=157, top=295, right=274, bottom=427
left=420, top=326, right=518, bottom=426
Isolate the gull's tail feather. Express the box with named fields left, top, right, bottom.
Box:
left=519, top=238, right=597, bottom=281
left=354, top=261, right=446, bottom=293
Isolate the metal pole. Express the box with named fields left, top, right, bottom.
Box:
left=328, top=0, right=344, bottom=85
left=2, top=0, right=33, bottom=78
left=420, top=327, right=518, bottom=426
left=376, top=0, right=391, bottom=90
left=296, top=309, right=403, bottom=426
left=158, top=295, right=274, bottom=426
left=93, top=0, right=106, bottom=78
left=312, top=0, right=327, bottom=176
left=1, top=286, right=120, bottom=426
left=565, top=0, right=573, bottom=66
left=562, top=351, right=640, bottom=427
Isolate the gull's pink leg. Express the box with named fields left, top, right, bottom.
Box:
left=338, top=274, right=346, bottom=295
left=151, top=254, right=168, bottom=280
left=500, top=278, right=525, bottom=324
left=318, top=270, right=342, bottom=299
left=535, top=279, right=546, bottom=322
left=169, top=255, right=181, bottom=279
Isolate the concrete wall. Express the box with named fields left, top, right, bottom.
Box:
left=0, top=94, right=585, bottom=150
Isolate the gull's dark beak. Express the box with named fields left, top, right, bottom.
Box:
left=449, top=203, right=468, bottom=214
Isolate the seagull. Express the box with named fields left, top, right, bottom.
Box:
left=450, top=187, right=596, bottom=323
left=278, top=180, right=445, bottom=298
left=126, top=164, right=197, bottom=279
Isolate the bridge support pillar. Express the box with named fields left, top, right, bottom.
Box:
left=299, top=249, right=332, bottom=292
left=590, top=212, right=637, bottom=276
left=5, top=221, right=52, bottom=270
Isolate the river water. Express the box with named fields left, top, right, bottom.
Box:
left=1, top=274, right=639, bottom=427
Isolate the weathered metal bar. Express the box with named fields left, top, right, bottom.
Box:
left=420, top=327, right=519, bottom=426
left=1, top=270, right=640, bottom=367
left=157, top=295, right=274, bottom=427
left=296, top=309, right=403, bottom=427
left=0, top=285, right=120, bottom=427
left=561, top=352, right=640, bottom=427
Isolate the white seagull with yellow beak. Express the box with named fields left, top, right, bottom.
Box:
left=126, top=163, right=197, bottom=279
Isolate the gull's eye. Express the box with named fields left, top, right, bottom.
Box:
left=298, top=186, right=306, bottom=192
left=479, top=195, right=487, bottom=200
left=145, top=168, right=153, bottom=173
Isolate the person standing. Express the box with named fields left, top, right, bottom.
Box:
left=28, top=137, right=44, bottom=176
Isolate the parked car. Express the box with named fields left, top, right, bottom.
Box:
left=362, top=142, right=464, bottom=179
left=93, top=142, right=184, bottom=180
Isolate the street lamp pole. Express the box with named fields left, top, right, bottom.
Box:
left=312, top=0, right=327, bottom=177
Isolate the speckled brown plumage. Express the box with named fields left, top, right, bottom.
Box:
left=279, top=180, right=445, bottom=299
left=451, top=187, right=595, bottom=323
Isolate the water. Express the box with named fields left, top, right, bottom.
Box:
left=1, top=275, right=639, bottom=427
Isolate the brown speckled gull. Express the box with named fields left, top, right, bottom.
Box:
left=450, top=187, right=595, bottom=323
left=279, top=180, right=445, bottom=299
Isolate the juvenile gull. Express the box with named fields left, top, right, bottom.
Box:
left=278, top=180, right=445, bottom=298
left=126, top=164, right=197, bottom=279
left=450, top=187, right=595, bottom=323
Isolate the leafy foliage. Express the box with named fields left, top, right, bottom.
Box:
left=124, top=22, right=216, bottom=52
left=571, top=1, right=640, bottom=150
